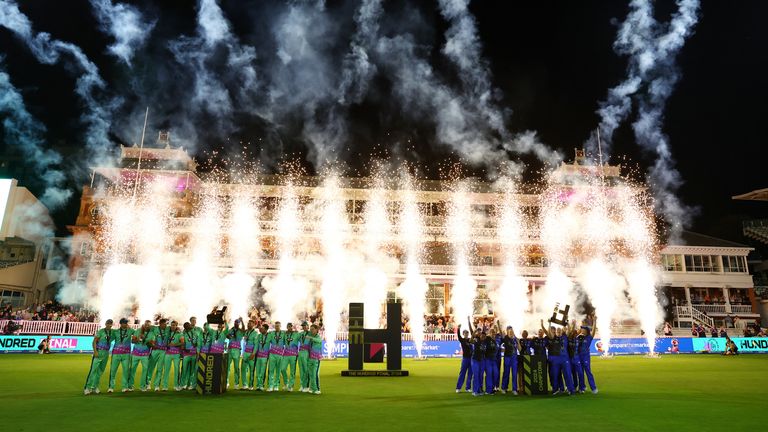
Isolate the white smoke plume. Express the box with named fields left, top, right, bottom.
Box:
left=591, top=0, right=700, bottom=238
left=89, top=0, right=155, bottom=65
left=0, top=61, right=71, bottom=209
left=437, top=0, right=560, bottom=166
left=167, top=0, right=258, bottom=139
left=0, top=0, right=116, bottom=168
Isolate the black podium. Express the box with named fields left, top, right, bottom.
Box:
left=520, top=354, right=548, bottom=395
left=196, top=353, right=227, bottom=394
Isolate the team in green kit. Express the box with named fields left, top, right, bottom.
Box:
left=83, top=314, right=323, bottom=396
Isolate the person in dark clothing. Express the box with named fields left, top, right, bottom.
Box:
left=518, top=330, right=532, bottom=355
left=500, top=326, right=518, bottom=395
left=455, top=325, right=473, bottom=393
left=484, top=331, right=498, bottom=395
left=541, top=320, right=574, bottom=395
left=531, top=328, right=548, bottom=356
left=467, top=318, right=487, bottom=396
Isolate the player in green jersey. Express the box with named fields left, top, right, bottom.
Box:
left=84, top=319, right=113, bottom=395
left=107, top=318, right=134, bottom=393
left=162, top=320, right=185, bottom=391
left=297, top=321, right=310, bottom=392
left=280, top=322, right=300, bottom=391
left=253, top=323, right=271, bottom=391
left=240, top=320, right=258, bottom=390
left=127, top=320, right=152, bottom=391
left=305, top=324, right=323, bottom=395
left=267, top=321, right=284, bottom=392
left=147, top=318, right=169, bottom=391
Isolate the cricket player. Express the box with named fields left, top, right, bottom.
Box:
left=203, top=320, right=229, bottom=354
left=84, top=318, right=113, bottom=395
left=267, top=321, right=284, bottom=392
left=567, top=322, right=582, bottom=393
left=500, top=326, right=518, bottom=395
left=162, top=320, right=185, bottom=391
left=455, top=324, right=473, bottom=393
left=108, top=318, right=134, bottom=393
left=467, top=318, right=487, bottom=396
left=578, top=315, right=598, bottom=394
left=484, top=328, right=499, bottom=395
left=227, top=319, right=245, bottom=389
left=147, top=318, right=169, bottom=391
left=541, top=320, right=574, bottom=395
left=297, top=321, right=310, bottom=392
left=127, top=320, right=152, bottom=391
left=254, top=323, right=271, bottom=391
left=304, top=324, right=323, bottom=394
left=181, top=322, right=200, bottom=390
left=280, top=322, right=300, bottom=391
left=240, top=320, right=258, bottom=390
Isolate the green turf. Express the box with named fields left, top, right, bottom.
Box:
left=0, top=354, right=765, bottom=431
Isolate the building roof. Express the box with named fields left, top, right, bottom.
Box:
left=732, top=188, right=768, bottom=201
left=673, top=231, right=750, bottom=248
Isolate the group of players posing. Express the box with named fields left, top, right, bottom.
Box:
left=83, top=316, right=324, bottom=395
left=455, top=315, right=599, bottom=396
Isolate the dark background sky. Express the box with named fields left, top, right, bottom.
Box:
left=0, top=0, right=766, bottom=243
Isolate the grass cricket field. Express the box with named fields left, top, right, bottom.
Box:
left=0, top=354, right=765, bottom=431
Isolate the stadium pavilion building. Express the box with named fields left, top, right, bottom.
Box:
left=67, top=133, right=759, bottom=332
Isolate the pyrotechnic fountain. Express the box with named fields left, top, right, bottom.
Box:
left=397, top=173, right=428, bottom=358
left=87, top=156, right=662, bottom=357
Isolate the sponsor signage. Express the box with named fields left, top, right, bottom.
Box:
left=0, top=336, right=93, bottom=353
left=691, top=337, right=768, bottom=353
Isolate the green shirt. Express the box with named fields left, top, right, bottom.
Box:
left=166, top=329, right=184, bottom=355
left=110, top=327, right=134, bottom=354
left=94, top=328, right=112, bottom=352
left=147, top=326, right=170, bottom=349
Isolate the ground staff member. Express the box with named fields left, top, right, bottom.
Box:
left=267, top=321, right=285, bottom=392
left=84, top=318, right=113, bottom=395
left=454, top=324, right=472, bottom=393
left=500, top=326, right=518, bottom=395
left=108, top=318, right=134, bottom=393
left=181, top=322, right=200, bottom=390
left=280, top=323, right=300, bottom=391
left=147, top=319, right=169, bottom=391
left=162, top=320, right=184, bottom=391
left=304, top=324, right=323, bottom=394
left=240, top=320, right=258, bottom=390
left=297, top=321, right=311, bottom=392
left=254, top=324, right=271, bottom=391
left=127, top=320, right=152, bottom=391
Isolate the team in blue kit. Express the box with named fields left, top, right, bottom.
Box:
left=453, top=313, right=599, bottom=397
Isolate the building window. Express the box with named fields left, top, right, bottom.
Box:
left=76, top=269, right=88, bottom=284
left=79, top=242, right=90, bottom=257
left=723, top=256, right=746, bottom=273
left=473, top=285, right=492, bottom=315
left=683, top=255, right=721, bottom=272
left=0, top=290, right=25, bottom=307
left=663, top=254, right=683, bottom=271
left=426, top=284, right=445, bottom=314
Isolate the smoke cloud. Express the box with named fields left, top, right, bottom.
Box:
left=89, top=0, right=155, bottom=65
left=591, top=0, right=700, bottom=237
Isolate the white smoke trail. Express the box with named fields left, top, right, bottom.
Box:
left=592, top=0, right=700, bottom=238
left=338, top=0, right=383, bottom=106
left=89, top=0, right=155, bottom=65
left=224, top=191, right=260, bottom=320
left=0, top=61, right=71, bottom=209
left=168, top=0, right=258, bottom=138
left=437, top=0, right=560, bottom=165
left=0, top=0, right=116, bottom=167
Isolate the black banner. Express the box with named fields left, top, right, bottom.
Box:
left=520, top=354, right=548, bottom=395
left=196, top=353, right=227, bottom=395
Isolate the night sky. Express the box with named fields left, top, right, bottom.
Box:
left=0, top=1, right=766, bottom=242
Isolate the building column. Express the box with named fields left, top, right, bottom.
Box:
left=723, top=286, right=732, bottom=314
left=684, top=285, right=692, bottom=308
